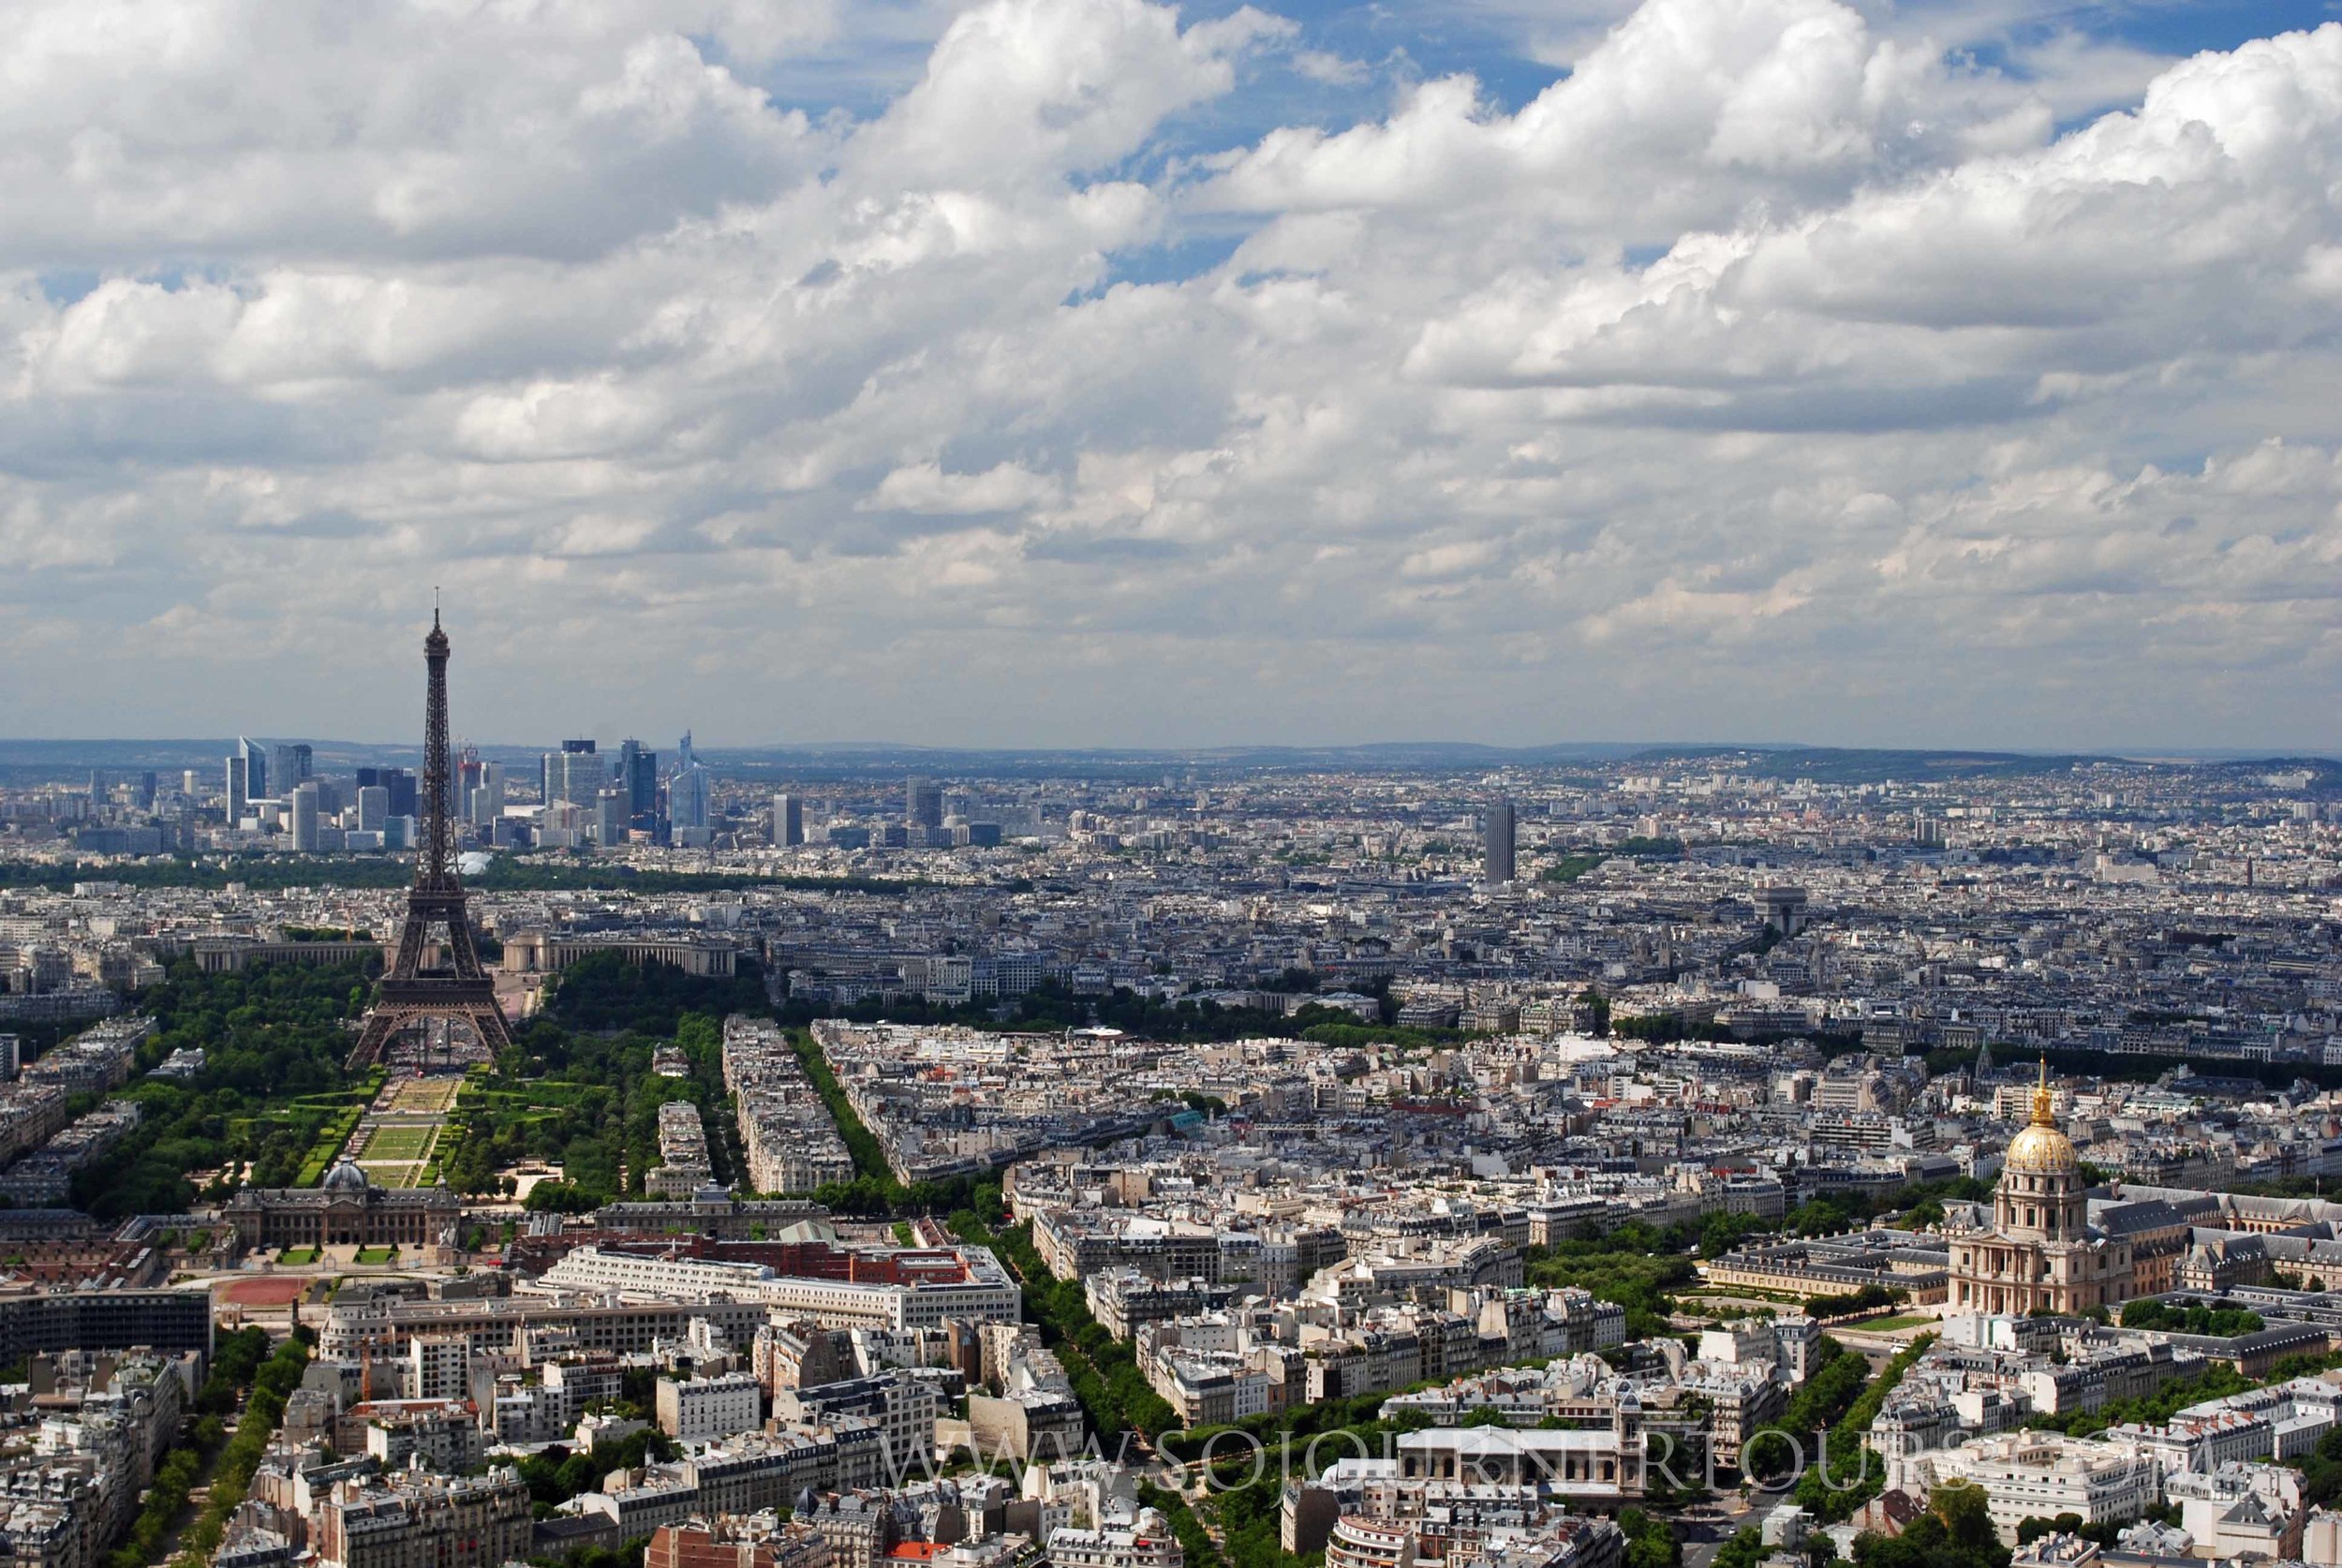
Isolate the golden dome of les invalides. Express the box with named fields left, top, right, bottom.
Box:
left=2002, top=1059, right=2081, bottom=1175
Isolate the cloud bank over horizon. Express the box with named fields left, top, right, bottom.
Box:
left=4, top=0, right=2342, bottom=751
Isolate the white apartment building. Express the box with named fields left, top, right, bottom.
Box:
left=1914, top=1432, right=2158, bottom=1544
left=408, top=1336, right=469, bottom=1403
left=646, top=1102, right=715, bottom=1198
left=2104, top=1410, right=2274, bottom=1476
left=1046, top=1509, right=1185, bottom=1568
left=530, top=1244, right=1020, bottom=1331
left=1147, top=1349, right=1274, bottom=1427
left=2165, top=1464, right=2305, bottom=1561
left=1394, top=1427, right=1643, bottom=1505
left=656, top=1373, right=764, bottom=1444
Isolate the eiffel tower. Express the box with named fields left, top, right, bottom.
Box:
left=348, top=607, right=512, bottom=1071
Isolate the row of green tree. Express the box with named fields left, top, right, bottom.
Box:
left=780, top=1028, right=1003, bottom=1218
left=2023, top=1357, right=2275, bottom=1439
left=1920, top=1042, right=2342, bottom=1094
left=514, top=1428, right=679, bottom=1517
left=1811, top=1284, right=1910, bottom=1319
left=533, top=951, right=768, bottom=1037
left=949, top=1206, right=1178, bottom=1441
left=1850, top=1484, right=2011, bottom=1568
left=1617, top=1509, right=1683, bottom=1568
left=102, top=1326, right=289, bottom=1568
left=1789, top=1333, right=1938, bottom=1520
left=774, top=979, right=1454, bottom=1046
left=1742, top=1336, right=1871, bottom=1483
left=2290, top=1421, right=2342, bottom=1507
left=2012, top=1508, right=2178, bottom=1548
left=1716, top=1482, right=2011, bottom=1568
left=111, top=1443, right=206, bottom=1568
left=176, top=1330, right=312, bottom=1564
left=2116, top=1298, right=2263, bottom=1337
left=1135, top=1485, right=1224, bottom=1568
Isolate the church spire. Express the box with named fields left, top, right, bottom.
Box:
left=2031, top=1056, right=2056, bottom=1128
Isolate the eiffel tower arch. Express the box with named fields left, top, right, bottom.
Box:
left=348, top=608, right=513, bottom=1072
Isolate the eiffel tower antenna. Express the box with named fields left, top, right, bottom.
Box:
left=348, top=606, right=512, bottom=1071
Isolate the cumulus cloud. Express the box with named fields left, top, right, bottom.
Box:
left=863, top=0, right=1290, bottom=185
left=2, top=0, right=2341, bottom=748
left=0, top=0, right=831, bottom=266
left=865, top=461, right=1065, bottom=514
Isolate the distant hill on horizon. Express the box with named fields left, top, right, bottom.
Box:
left=0, top=736, right=2335, bottom=788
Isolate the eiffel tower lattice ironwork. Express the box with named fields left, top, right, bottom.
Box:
left=348, top=607, right=512, bottom=1071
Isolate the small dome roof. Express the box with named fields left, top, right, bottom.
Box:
left=322, top=1157, right=372, bottom=1192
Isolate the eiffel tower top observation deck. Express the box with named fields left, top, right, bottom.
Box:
left=348, top=607, right=512, bottom=1071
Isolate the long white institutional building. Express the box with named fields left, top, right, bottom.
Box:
left=526, top=1244, right=1022, bottom=1331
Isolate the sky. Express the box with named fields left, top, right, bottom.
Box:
left=5, top=0, right=2342, bottom=752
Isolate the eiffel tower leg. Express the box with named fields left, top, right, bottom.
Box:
left=348, top=1012, right=404, bottom=1072
left=467, top=1007, right=513, bottom=1055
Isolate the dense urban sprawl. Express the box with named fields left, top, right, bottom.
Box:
left=1, top=747, right=2342, bottom=1568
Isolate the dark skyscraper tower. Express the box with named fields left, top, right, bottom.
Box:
left=907, top=775, right=943, bottom=829
left=273, top=742, right=314, bottom=795
left=348, top=609, right=512, bottom=1070
left=360, top=765, right=419, bottom=820
left=620, top=738, right=658, bottom=825
left=1485, top=799, right=1517, bottom=885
